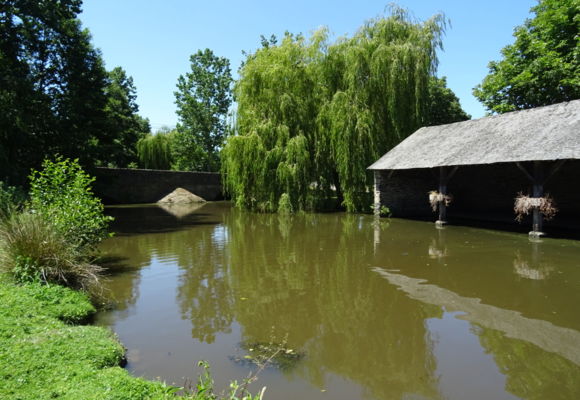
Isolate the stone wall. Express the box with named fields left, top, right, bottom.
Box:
left=92, top=168, right=223, bottom=204
left=374, top=160, right=580, bottom=229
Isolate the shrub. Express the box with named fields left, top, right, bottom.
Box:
left=29, top=157, right=112, bottom=250
left=0, top=211, right=103, bottom=291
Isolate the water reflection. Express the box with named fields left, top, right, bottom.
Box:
left=512, top=242, right=554, bottom=280
left=373, top=268, right=580, bottom=366
left=97, top=204, right=580, bottom=400
left=176, top=226, right=233, bottom=343
left=158, top=202, right=207, bottom=219
left=222, top=211, right=441, bottom=399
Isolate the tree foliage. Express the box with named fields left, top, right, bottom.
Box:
left=223, top=7, right=448, bottom=212
left=174, top=49, right=233, bottom=172
left=0, top=1, right=149, bottom=183
left=473, top=0, right=580, bottom=113
left=103, top=67, right=151, bottom=167
left=136, top=129, right=174, bottom=170
left=425, top=76, right=471, bottom=126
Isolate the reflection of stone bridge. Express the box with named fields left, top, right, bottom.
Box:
left=92, top=167, right=223, bottom=204
left=373, top=267, right=580, bottom=366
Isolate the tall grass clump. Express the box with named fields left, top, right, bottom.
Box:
left=0, top=212, right=103, bottom=291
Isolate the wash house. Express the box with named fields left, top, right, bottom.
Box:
left=369, top=100, right=580, bottom=236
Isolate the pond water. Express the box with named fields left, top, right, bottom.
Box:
left=96, top=202, right=580, bottom=400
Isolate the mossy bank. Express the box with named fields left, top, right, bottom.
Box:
left=0, top=275, right=180, bottom=399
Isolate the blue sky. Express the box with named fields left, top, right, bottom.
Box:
left=80, top=0, right=537, bottom=130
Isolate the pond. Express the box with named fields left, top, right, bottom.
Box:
left=96, top=202, right=580, bottom=400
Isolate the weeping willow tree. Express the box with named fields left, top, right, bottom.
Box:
left=136, top=131, right=174, bottom=170
left=223, top=31, right=327, bottom=212
left=223, top=7, right=446, bottom=212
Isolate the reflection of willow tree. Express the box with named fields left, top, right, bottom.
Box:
left=175, top=227, right=234, bottom=343
left=476, top=325, right=580, bottom=400
left=101, top=205, right=234, bottom=342
left=223, top=210, right=442, bottom=399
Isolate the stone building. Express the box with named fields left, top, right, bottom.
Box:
left=369, top=100, right=580, bottom=236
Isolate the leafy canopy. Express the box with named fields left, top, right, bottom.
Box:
left=136, top=129, right=174, bottom=170
left=473, top=0, right=580, bottom=113
left=174, top=49, right=233, bottom=172
left=102, top=67, right=151, bottom=167
left=426, top=76, right=471, bottom=126
left=223, top=7, right=450, bottom=212
left=0, top=1, right=149, bottom=183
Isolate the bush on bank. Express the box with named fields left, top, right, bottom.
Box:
left=29, top=156, right=113, bottom=251
left=0, top=158, right=109, bottom=294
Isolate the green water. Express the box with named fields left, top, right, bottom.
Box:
left=96, top=202, right=580, bottom=400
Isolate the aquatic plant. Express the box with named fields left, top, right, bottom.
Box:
left=183, top=361, right=266, bottom=400
left=230, top=339, right=304, bottom=372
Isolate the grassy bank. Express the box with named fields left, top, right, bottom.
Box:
left=0, top=161, right=263, bottom=399
left=0, top=275, right=180, bottom=399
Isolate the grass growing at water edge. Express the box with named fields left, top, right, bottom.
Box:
left=0, top=275, right=182, bottom=399
left=0, top=158, right=267, bottom=399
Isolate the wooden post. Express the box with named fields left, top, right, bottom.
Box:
left=373, top=171, right=381, bottom=217
left=435, top=167, right=449, bottom=228
left=438, top=167, right=447, bottom=224
left=531, top=161, right=544, bottom=237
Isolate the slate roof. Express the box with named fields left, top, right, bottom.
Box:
left=369, top=100, right=580, bottom=170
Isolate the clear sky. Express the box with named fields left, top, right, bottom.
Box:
left=80, top=0, right=537, bottom=131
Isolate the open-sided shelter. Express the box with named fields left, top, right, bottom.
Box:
left=369, top=100, right=580, bottom=236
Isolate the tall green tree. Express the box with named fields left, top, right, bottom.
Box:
left=136, top=128, right=174, bottom=170
left=223, top=7, right=446, bottom=212
left=174, top=49, right=233, bottom=172
left=0, top=0, right=111, bottom=183
left=473, top=0, right=580, bottom=114
left=425, top=76, right=471, bottom=126
left=103, top=67, right=150, bottom=167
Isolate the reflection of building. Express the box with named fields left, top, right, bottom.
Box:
left=373, top=268, right=580, bottom=366
left=369, top=100, right=580, bottom=236
left=513, top=255, right=553, bottom=280
left=158, top=202, right=206, bottom=219
left=512, top=243, right=553, bottom=280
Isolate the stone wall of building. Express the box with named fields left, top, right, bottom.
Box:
left=92, top=168, right=223, bottom=204
left=374, top=160, right=580, bottom=229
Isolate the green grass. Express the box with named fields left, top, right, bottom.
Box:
left=0, top=275, right=181, bottom=399
left=0, top=276, right=265, bottom=399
